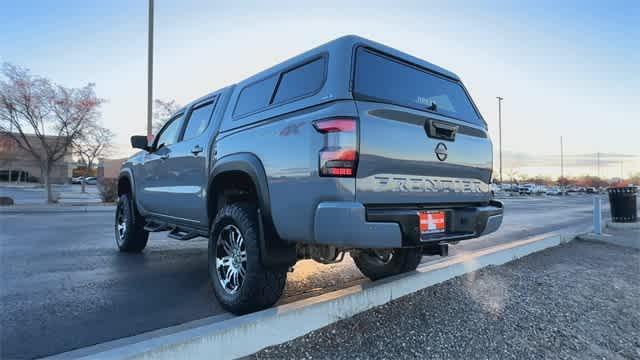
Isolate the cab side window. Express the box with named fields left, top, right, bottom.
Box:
left=155, top=113, right=184, bottom=149
left=272, top=57, right=325, bottom=104
left=233, top=75, right=278, bottom=117
left=232, top=56, right=326, bottom=120
left=182, top=100, right=215, bottom=141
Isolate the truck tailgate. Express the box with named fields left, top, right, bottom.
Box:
left=355, top=101, right=493, bottom=205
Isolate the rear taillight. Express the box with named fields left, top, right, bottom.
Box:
left=313, top=117, right=358, bottom=177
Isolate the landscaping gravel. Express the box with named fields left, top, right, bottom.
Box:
left=250, top=239, right=640, bottom=359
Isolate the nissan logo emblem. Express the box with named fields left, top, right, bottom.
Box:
left=435, top=143, right=448, bottom=161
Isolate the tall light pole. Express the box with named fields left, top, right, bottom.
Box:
left=146, top=0, right=154, bottom=139
left=560, top=136, right=564, bottom=181
left=496, top=96, right=503, bottom=184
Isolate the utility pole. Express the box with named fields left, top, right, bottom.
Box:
left=146, top=0, right=154, bottom=139
left=560, top=136, right=564, bottom=181
left=560, top=136, right=565, bottom=194
left=496, top=96, right=503, bottom=184
left=596, top=152, right=600, bottom=178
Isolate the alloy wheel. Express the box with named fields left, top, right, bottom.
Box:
left=215, top=224, right=247, bottom=294
left=116, top=205, right=127, bottom=246
left=372, top=249, right=393, bottom=263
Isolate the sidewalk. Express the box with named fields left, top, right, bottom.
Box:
left=1, top=183, right=103, bottom=206
left=1, top=203, right=115, bottom=214
left=0, top=181, right=41, bottom=189
left=57, top=190, right=103, bottom=204
left=250, top=229, right=640, bottom=359
left=579, top=222, right=640, bottom=250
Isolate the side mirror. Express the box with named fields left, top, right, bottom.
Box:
left=131, top=135, right=150, bottom=151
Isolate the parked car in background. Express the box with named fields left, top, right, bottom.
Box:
left=84, top=177, right=97, bottom=185
left=500, top=183, right=518, bottom=193
left=546, top=187, right=563, bottom=196
left=71, top=177, right=83, bottom=184
left=518, top=184, right=535, bottom=195
left=533, top=185, right=547, bottom=194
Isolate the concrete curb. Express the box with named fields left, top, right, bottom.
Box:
left=46, top=230, right=579, bottom=360
left=577, top=231, right=640, bottom=250
left=606, top=221, right=640, bottom=230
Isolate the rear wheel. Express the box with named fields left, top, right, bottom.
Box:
left=114, top=194, right=149, bottom=252
left=208, top=203, right=287, bottom=314
left=352, top=247, right=423, bottom=281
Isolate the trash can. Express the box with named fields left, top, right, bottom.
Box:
left=608, top=187, right=637, bottom=223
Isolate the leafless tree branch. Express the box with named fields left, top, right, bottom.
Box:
left=153, top=98, right=181, bottom=133
left=0, top=62, right=104, bottom=203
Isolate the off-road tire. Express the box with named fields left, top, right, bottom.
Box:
left=115, top=193, right=149, bottom=252
left=208, top=202, right=287, bottom=315
left=353, top=247, right=423, bottom=281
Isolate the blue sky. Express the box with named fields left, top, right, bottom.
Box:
left=2, top=0, right=638, bottom=178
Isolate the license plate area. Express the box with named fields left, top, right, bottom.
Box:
left=419, top=210, right=446, bottom=234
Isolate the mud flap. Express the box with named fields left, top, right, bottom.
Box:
left=257, top=208, right=297, bottom=268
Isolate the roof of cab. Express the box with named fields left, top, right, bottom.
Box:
left=234, top=34, right=461, bottom=89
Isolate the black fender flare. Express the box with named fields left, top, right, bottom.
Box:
left=118, top=168, right=144, bottom=211
left=207, top=153, right=296, bottom=268
left=207, top=153, right=273, bottom=228
left=117, top=169, right=135, bottom=198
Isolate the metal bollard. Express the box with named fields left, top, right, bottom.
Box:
left=593, top=197, right=602, bottom=235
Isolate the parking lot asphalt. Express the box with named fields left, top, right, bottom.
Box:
left=1, top=195, right=603, bottom=359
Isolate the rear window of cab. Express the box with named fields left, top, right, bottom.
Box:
left=353, top=47, right=483, bottom=125
left=233, top=57, right=327, bottom=118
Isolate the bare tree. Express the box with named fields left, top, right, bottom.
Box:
left=0, top=63, right=103, bottom=203
left=153, top=98, right=180, bottom=133
left=73, top=124, right=114, bottom=193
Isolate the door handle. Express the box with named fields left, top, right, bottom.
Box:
left=191, top=145, right=203, bottom=156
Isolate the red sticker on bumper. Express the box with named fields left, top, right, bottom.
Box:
left=419, top=211, right=446, bottom=234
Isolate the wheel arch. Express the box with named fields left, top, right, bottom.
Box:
left=117, top=169, right=135, bottom=198
left=207, top=153, right=296, bottom=268
left=207, top=153, right=273, bottom=229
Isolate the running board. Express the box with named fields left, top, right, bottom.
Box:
left=167, top=228, right=199, bottom=241
left=144, top=221, right=169, bottom=232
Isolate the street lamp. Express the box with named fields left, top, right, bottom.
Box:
left=147, top=0, right=154, bottom=139
left=560, top=136, right=564, bottom=193
left=496, top=96, right=503, bottom=184
left=560, top=136, right=564, bottom=180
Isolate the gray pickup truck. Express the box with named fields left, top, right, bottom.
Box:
left=116, top=35, right=503, bottom=314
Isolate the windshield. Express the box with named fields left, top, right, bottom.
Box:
left=353, top=47, right=483, bottom=125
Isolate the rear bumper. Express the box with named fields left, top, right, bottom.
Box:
left=313, top=200, right=503, bottom=248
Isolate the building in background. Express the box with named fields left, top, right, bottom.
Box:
left=0, top=133, right=73, bottom=183
left=97, top=158, right=126, bottom=181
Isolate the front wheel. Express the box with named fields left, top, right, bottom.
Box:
left=208, top=203, right=287, bottom=315
left=352, top=248, right=423, bottom=281
left=114, top=194, right=149, bottom=252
